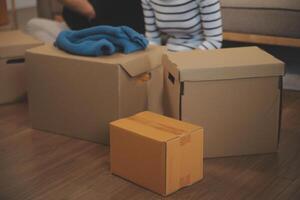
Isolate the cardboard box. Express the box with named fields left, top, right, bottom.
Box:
left=26, top=44, right=163, bottom=144
left=0, top=30, right=42, bottom=104
left=163, top=47, right=285, bottom=158
left=110, top=111, right=203, bottom=196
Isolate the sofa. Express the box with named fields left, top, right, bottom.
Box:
left=221, top=0, right=300, bottom=47
left=221, top=0, right=300, bottom=38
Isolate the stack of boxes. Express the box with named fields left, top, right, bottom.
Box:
left=1, top=30, right=285, bottom=195
left=0, top=31, right=42, bottom=104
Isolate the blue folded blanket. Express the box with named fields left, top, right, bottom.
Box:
left=55, top=25, right=149, bottom=56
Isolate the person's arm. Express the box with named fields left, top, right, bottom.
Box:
left=58, top=0, right=95, bottom=19
left=198, top=0, right=223, bottom=50
left=141, top=0, right=161, bottom=45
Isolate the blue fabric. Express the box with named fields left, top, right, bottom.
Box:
left=55, top=25, right=149, bottom=56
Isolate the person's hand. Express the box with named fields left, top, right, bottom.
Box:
left=60, top=0, right=96, bottom=19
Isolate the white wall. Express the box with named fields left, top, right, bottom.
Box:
left=6, top=0, right=36, bottom=10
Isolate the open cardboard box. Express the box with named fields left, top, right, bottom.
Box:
left=26, top=44, right=164, bottom=144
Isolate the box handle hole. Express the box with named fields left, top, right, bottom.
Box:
left=6, top=58, right=25, bottom=64
left=168, top=72, right=175, bottom=84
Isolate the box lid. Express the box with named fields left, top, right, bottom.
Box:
left=0, top=30, right=43, bottom=59
left=26, top=44, right=163, bottom=77
left=110, top=111, right=202, bottom=142
left=163, top=46, right=285, bottom=81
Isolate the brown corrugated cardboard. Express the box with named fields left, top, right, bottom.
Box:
left=26, top=44, right=164, bottom=144
left=0, top=31, right=43, bottom=104
left=163, top=47, right=285, bottom=158
left=0, top=31, right=43, bottom=59
left=165, top=47, right=284, bottom=81
left=110, top=111, right=203, bottom=196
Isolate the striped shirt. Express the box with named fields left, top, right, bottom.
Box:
left=141, top=0, right=223, bottom=51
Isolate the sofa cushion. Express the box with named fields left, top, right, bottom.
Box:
left=221, top=0, right=300, bottom=38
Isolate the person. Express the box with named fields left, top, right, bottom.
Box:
left=26, top=0, right=145, bottom=43
left=141, top=0, right=223, bottom=51
left=61, top=0, right=145, bottom=33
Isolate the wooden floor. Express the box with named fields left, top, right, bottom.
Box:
left=1, top=90, right=300, bottom=200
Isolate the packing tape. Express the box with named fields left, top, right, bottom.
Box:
left=180, top=134, right=191, bottom=146
left=180, top=174, right=191, bottom=187
left=128, top=116, right=194, bottom=145
left=129, top=116, right=187, bottom=136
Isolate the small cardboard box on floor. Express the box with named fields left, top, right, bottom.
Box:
left=163, top=47, right=285, bottom=158
left=110, top=111, right=203, bottom=196
left=0, top=31, right=42, bottom=104
left=26, top=44, right=164, bottom=144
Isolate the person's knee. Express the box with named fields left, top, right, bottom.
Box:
left=25, top=18, right=69, bottom=43
left=25, top=18, right=57, bottom=43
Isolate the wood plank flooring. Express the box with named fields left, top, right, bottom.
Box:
left=1, top=90, right=300, bottom=200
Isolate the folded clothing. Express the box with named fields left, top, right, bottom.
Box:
left=55, top=25, right=148, bottom=56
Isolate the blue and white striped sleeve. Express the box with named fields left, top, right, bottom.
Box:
left=141, top=0, right=162, bottom=45
left=198, top=0, right=223, bottom=50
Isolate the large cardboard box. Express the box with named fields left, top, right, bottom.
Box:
left=0, top=31, right=42, bottom=104
left=110, top=111, right=203, bottom=196
left=163, top=47, right=285, bottom=158
left=26, top=44, right=163, bottom=144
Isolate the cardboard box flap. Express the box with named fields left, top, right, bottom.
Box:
left=27, top=44, right=162, bottom=77
left=119, top=46, right=163, bottom=77
left=164, top=46, right=285, bottom=81
left=110, top=111, right=202, bottom=142
left=0, top=30, right=43, bottom=58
